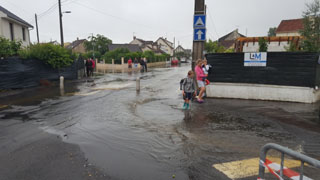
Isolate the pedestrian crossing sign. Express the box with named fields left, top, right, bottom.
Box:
left=194, top=14, right=206, bottom=28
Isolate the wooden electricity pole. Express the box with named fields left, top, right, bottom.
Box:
left=35, top=14, right=39, bottom=43
left=192, top=0, right=206, bottom=70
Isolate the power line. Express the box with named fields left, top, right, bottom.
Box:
left=207, top=7, right=220, bottom=40
left=71, top=1, right=161, bottom=32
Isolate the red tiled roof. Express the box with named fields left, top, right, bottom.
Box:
left=276, top=19, right=304, bottom=33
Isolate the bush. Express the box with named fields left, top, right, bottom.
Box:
left=19, top=43, right=73, bottom=69
left=0, top=37, right=21, bottom=58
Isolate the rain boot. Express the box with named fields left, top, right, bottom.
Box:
left=182, top=102, right=187, bottom=109
left=186, top=103, right=190, bottom=109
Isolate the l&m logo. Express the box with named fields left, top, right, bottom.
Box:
left=250, top=53, right=262, bottom=60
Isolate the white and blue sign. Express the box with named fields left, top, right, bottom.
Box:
left=194, top=28, right=206, bottom=41
left=244, top=52, right=267, bottom=67
left=194, top=14, right=206, bottom=28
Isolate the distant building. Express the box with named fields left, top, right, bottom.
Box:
left=66, top=38, right=87, bottom=54
left=174, top=45, right=185, bottom=53
left=155, top=37, right=174, bottom=56
left=218, top=29, right=245, bottom=50
left=0, top=6, right=33, bottom=47
left=108, top=44, right=142, bottom=52
left=276, top=18, right=304, bottom=37
left=235, top=36, right=301, bottom=52
left=130, top=36, right=168, bottom=55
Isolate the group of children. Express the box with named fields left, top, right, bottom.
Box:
left=181, top=59, right=212, bottom=110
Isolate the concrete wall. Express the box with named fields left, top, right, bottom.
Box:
left=206, top=82, right=320, bottom=103
left=242, top=41, right=289, bottom=52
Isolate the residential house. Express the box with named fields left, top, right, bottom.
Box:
left=155, top=37, right=174, bottom=56
left=235, top=36, right=301, bottom=52
left=235, top=18, right=304, bottom=52
left=0, top=6, right=33, bottom=47
left=174, top=45, right=185, bottom=54
left=108, top=44, right=142, bottom=52
left=130, top=36, right=167, bottom=55
left=218, top=29, right=245, bottom=50
left=276, top=18, right=303, bottom=37
left=66, top=38, right=87, bottom=54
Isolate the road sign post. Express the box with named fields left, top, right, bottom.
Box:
left=192, top=0, right=206, bottom=70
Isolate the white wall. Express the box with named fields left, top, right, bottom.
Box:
left=157, top=39, right=173, bottom=56
left=242, top=41, right=289, bottom=52
left=276, top=32, right=300, bottom=37
left=206, top=82, right=320, bottom=103
left=0, top=17, right=31, bottom=47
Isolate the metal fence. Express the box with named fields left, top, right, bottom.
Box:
left=258, top=143, right=320, bottom=180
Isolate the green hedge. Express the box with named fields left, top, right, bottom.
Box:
left=19, top=43, right=73, bottom=69
left=0, top=37, right=21, bottom=58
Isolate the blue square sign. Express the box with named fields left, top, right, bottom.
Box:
left=194, top=15, right=206, bottom=28
left=194, top=28, right=206, bottom=41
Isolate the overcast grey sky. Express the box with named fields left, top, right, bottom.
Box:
left=1, top=0, right=313, bottom=49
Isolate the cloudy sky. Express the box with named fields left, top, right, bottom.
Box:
left=1, top=0, right=314, bottom=49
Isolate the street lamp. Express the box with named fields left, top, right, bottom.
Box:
left=58, top=0, right=71, bottom=47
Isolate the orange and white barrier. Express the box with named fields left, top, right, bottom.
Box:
left=258, top=159, right=313, bottom=180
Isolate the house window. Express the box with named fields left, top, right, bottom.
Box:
left=22, top=28, right=26, bottom=41
left=9, top=23, right=14, bottom=41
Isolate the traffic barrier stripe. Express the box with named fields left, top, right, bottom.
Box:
left=260, top=159, right=312, bottom=180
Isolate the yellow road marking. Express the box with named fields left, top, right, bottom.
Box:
left=213, top=157, right=302, bottom=179
left=0, top=105, right=8, bottom=109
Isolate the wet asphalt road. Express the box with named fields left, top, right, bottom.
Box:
left=0, top=64, right=320, bottom=180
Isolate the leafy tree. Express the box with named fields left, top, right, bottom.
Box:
left=103, top=48, right=130, bottom=64
left=286, top=41, right=300, bottom=52
left=300, top=0, right=320, bottom=52
left=84, top=34, right=112, bottom=56
left=258, top=38, right=268, bottom=52
left=268, top=27, right=277, bottom=37
left=205, top=39, right=225, bottom=53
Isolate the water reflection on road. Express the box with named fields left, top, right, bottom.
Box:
left=1, top=63, right=320, bottom=179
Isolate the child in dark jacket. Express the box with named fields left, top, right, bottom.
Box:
left=182, top=70, right=197, bottom=110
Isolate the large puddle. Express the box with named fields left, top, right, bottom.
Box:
left=1, top=63, right=320, bottom=179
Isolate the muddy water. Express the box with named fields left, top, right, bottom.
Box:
left=1, top=64, right=320, bottom=179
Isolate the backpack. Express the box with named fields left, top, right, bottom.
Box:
left=180, top=78, right=186, bottom=90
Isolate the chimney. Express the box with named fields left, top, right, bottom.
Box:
left=133, top=36, right=136, bottom=40
left=77, top=37, right=79, bottom=40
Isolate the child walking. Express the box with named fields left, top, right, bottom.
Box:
left=182, top=70, right=196, bottom=110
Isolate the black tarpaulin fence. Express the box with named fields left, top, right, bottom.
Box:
left=0, top=57, right=83, bottom=89
left=205, top=52, right=320, bottom=88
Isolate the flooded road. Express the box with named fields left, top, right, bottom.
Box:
left=1, top=64, right=320, bottom=180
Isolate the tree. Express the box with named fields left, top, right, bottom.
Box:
left=300, top=0, right=320, bottom=52
left=84, top=34, right=112, bottom=56
left=268, top=27, right=277, bottom=37
left=204, top=39, right=225, bottom=53
left=258, top=38, right=268, bottom=52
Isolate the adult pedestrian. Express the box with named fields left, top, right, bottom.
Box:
left=85, top=59, right=93, bottom=77
left=128, top=58, right=133, bottom=69
left=140, top=58, right=145, bottom=72
left=143, top=58, right=148, bottom=72
left=195, top=59, right=207, bottom=103
left=91, top=58, right=95, bottom=76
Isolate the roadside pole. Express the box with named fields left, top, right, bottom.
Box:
left=192, top=0, right=206, bottom=70
left=35, top=14, right=39, bottom=44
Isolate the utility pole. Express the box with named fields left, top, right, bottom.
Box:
left=35, top=14, right=39, bottom=43
left=58, top=0, right=64, bottom=47
left=192, top=0, right=206, bottom=70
